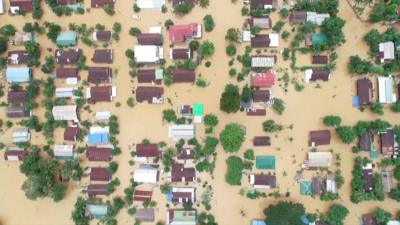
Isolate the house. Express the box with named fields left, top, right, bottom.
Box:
left=56, top=32, right=78, bottom=46
left=55, top=68, right=79, bottom=80
left=252, top=90, right=271, bottom=102
left=55, top=48, right=82, bottom=64
left=167, top=209, right=196, bottom=225
left=169, top=23, right=202, bottom=43
left=56, top=0, right=77, bottom=5
left=362, top=214, right=378, bottom=225
left=91, top=0, right=115, bottom=8
left=55, top=87, right=79, bottom=99
left=134, top=45, right=164, bottom=63
left=251, top=71, right=275, bottom=88
left=64, top=126, right=80, bottom=141
left=290, top=11, right=307, bottom=25
left=137, top=69, right=163, bottom=83
left=359, top=132, right=373, bottom=151
left=381, top=170, right=393, bottom=193
left=172, top=0, right=195, bottom=6
left=170, top=48, right=192, bottom=60
left=171, top=163, right=195, bottom=182
left=7, top=106, right=31, bottom=118
left=304, top=69, right=331, bottom=83
left=12, top=128, right=30, bottom=143
left=309, top=130, right=331, bottom=147
left=306, top=12, right=330, bottom=26
left=378, top=76, right=396, bottom=104
left=178, top=105, right=194, bottom=117
left=86, top=204, right=108, bottom=219
left=177, top=148, right=195, bottom=161
left=0, top=0, right=4, bottom=14
left=13, top=32, right=33, bottom=46
left=135, top=208, right=155, bottom=222
left=304, top=152, right=332, bottom=169
left=136, top=86, right=164, bottom=104
left=135, top=143, right=161, bottom=161
left=256, top=155, right=275, bottom=169
left=312, top=55, right=328, bottom=64
left=87, top=132, right=109, bottom=145
left=52, top=105, right=78, bottom=122
left=6, top=67, right=31, bottom=83
left=387, top=221, right=400, bottom=225
left=136, top=0, right=166, bottom=10
left=90, top=167, right=111, bottom=181
left=92, top=49, right=113, bottom=64
left=133, top=164, right=159, bottom=183
left=87, top=184, right=108, bottom=197
left=92, top=31, right=111, bottom=42
left=54, top=145, right=74, bottom=160
left=312, top=175, right=324, bottom=195
left=168, top=124, right=195, bottom=140
left=172, top=68, right=196, bottom=83
left=88, top=67, right=112, bottom=84
left=326, top=173, right=336, bottom=193
left=8, top=91, right=27, bottom=103
left=250, top=174, right=276, bottom=189
left=86, top=86, right=116, bottom=104
left=249, top=17, right=272, bottom=29
left=378, top=41, right=395, bottom=63
left=380, top=129, right=396, bottom=157
left=251, top=55, right=276, bottom=68
left=250, top=0, right=276, bottom=9
left=253, top=136, right=271, bottom=146
left=168, top=187, right=196, bottom=203
left=357, top=78, right=373, bottom=106
left=138, top=33, right=163, bottom=46
left=134, top=190, right=153, bottom=201
left=87, top=146, right=112, bottom=161
left=7, top=50, right=29, bottom=65
left=363, top=163, right=374, bottom=191
left=9, top=0, right=32, bottom=13
left=251, top=35, right=270, bottom=48
left=4, top=147, right=26, bottom=161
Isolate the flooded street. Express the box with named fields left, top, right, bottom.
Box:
left=0, top=0, right=399, bottom=225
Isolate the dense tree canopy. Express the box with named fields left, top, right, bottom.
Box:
left=264, top=201, right=305, bottom=225
left=219, top=123, right=245, bottom=153
left=225, top=156, right=244, bottom=185
left=220, top=84, right=241, bottom=113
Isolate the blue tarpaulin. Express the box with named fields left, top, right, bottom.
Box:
left=353, top=96, right=359, bottom=107
left=300, top=215, right=310, bottom=224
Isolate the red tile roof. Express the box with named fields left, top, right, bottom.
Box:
left=87, top=184, right=109, bottom=197
left=251, top=71, right=275, bottom=88
left=55, top=68, right=79, bottom=79
left=136, top=144, right=160, bottom=158
left=169, top=23, right=201, bottom=43
left=90, top=167, right=111, bottom=181
left=87, top=147, right=112, bottom=161
left=10, top=0, right=33, bottom=12
left=64, top=127, right=80, bottom=141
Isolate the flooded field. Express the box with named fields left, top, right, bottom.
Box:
left=0, top=0, right=399, bottom=225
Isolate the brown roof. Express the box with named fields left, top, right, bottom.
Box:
left=171, top=48, right=191, bottom=60
left=64, top=127, right=80, bottom=141
left=362, top=214, right=378, bottom=225
left=134, top=190, right=153, bottom=202
left=312, top=176, right=324, bottom=195
left=137, top=69, right=156, bottom=83
left=55, top=68, right=79, bottom=79
left=171, top=163, right=195, bottom=182
left=91, top=0, right=114, bottom=8
left=94, top=31, right=112, bottom=42
left=357, top=78, right=373, bottom=106
left=309, top=69, right=331, bottom=82
left=363, top=168, right=374, bottom=191
left=136, top=86, right=164, bottom=103
left=253, top=136, right=271, bottom=146
left=290, top=11, right=307, bottom=24
left=7, top=106, right=30, bottom=118
left=381, top=129, right=395, bottom=157
left=172, top=0, right=195, bottom=6
left=4, top=150, right=26, bottom=161
left=309, top=130, right=331, bottom=146
left=87, top=184, right=109, bottom=197
left=10, top=0, right=33, bottom=12
left=136, top=144, right=160, bottom=158
left=87, top=146, right=112, bottom=161
left=312, top=55, right=328, bottom=64
left=172, top=190, right=193, bottom=203
left=252, top=89, right=270, bottom=102
left=88, top=67, right=112, bottom=83
left=172, top=69, right=196, bottom=83
left=92, top=49, right=113, bottom=64
left=135, top=208, right=155, bottom=222
left=88, top=86, right=113, bottom=104
left=359, top=132, right=372, bottom=151
left=137, top=33, right=163, bottom=46
left=250, top=0, right=274, bottom=8
left=8, top=91, right=27, bottom=103
left=248, top=17, right=272, bottom=29
left=251, top=35, right=270, bottom=48
left=55, top=49, right=83, bottom=64
left=57, top=0, right=77, bottom=5
left=90, top=167, right=111, bottom=181
left=7, top=50, right=29, bottom=65
left=177, top=148, right=195, bottom=160
left=253, top=174, right=276, bottom=187
left=247, top=109, right=266, bottom=116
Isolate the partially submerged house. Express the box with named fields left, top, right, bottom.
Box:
left=249, top=0, right=276, bottom=9
left=87, top=146, right=112, bottom=161
left=135, top=208, right=155, bottom=222
left=0, top=0, right=4, bottom=14
left=92, top=31, right=112, bottom=42
left=326, top=173, right=337, bottom=193
left=55, top=68, right=79, bottom=81
left=251, top=55, right=276, bottom=68
left=303, top=152, right=332, bottom=169
left=171, top=163, right=195, bottom=183
left=380, top=129, right=396, bottom=157
left=248, top=16, right=272, bottom=29
left=7, top=91, right=26, bottom=103
left=378, top=41, right=395, bottom=64
left=133, top=164, right=159, bottom=183
left=247, top=109, right=266, bottom=116
left=253, top=136, right=271, bottom=146
left=134, top=45, right=164, bottom=63
left=56, top=0, right=77, bottom=5
left=172, top=68, right=196, bottom=83
left=250, top=174, right=276, bottom=189
left=87, top=184, right=108, bottom=197
left=169, top=23, right=202, bottom=43
left=52, top=105, right=79, bottom=122
left=135, top=143, right=161, bottom=161
left=136, top=86, right=164, bottom=104
left=167, top=210, right=196, bottom=225
left=12, top=128, right=30, bottom=143
left=357, top=78, right=373, bottom=106
left=378, top=76, right=395, bottom=104
left=55, top=87, right=78, bottom=99
left=56, top=32, right=78, bottom=46
left=168, top=124, right=195, bottom=140
left=251, top=34, right=279, bottom=48
left=251, top=71, right=275, bottom=88
left=86, top=204, right=108, bottom=219
left=91, top=0, right=115, bottom=8
left=134, top=190, right=153, bottom=202
left=177, top=148, right=195, bottom=162
left=7, top=50, right=29, bottom=65
left=92, top=49, right=113, bottom=64
left=137, top=69, right=163, bottom=83
left=138, top=33, right=163, bottom=46
left=87, top=126, right=109, bottom=145
left=90, top=167, right=111, bottom=181
left=359, top=132, right=373, bottom=152
left=4, top=147, right=26, bottom=161
left=304, top=69, right=331, bottom=83
left=55, top=48, right=82, bottom=64
left=64, top=126, right=80, bottom=142
left=170, top=48, right=192, bottom=60
left=136, top=0, right=165, bottom=10
left=252, top=90, right=271, bottom=103
left=7, top=106, right=31, bottom=118
left=54, top=145, right=74, bottom=160
left=88, top=67, right=112, bottom=84
left=86, top=86, right=116, bottom=104
left=172, top=0, right=195, bottom=6
left=290, top=11, right=307, bottom=25
left=312, top=175, right=324, bottom=195
left=306, top=12, right=330, bottom=26
left=309, top=130, right=331, bottom=147
left=6, top=67, right=31, bottom=83
left=9, top=0, right=32, bottom=13
left=363, top=163, right=374, bottom=191
left=168, top=187, right=196, bottom=203
left=312, top=55, right=328, bottom=64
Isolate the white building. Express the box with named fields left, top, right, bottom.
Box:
left=378, top=76, right=396, bottom=104
left=268, top=33, right=279, bottom=47
left=304, top=152, right=332, bottom=168
left=12, top=128, right=30, bottom=143
left=54, top=145, right=74, bottom=160
left=55, top=87, right=79, bottom=98
left=306, top=12, right=330, bottom=25
left=133, top=164, right=159, bottom=183
left=52, top=105, right=79, bottom=122
left=168, top=124, right=195, bottom=140
left=379, top=41, right=395, bottom=63
left=134, top=45, right=164, bottom=63
left=136, top=0, right=165, bottom=10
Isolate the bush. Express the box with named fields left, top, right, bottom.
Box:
left=0, top=24, right=16, bottom=36
left=204, top=114, right=218, bottom=127
left=244, top=149, right=255, bottom=160
left=394, top=166, right=400, bottom=182
left=279, top=8, right=289, bottom=18
left=272, top=98, right=285, bottom=115
left=272, top=21, right=285, bottom=33
left=225, top=156, right=244, bottom=185
left=219, top=123, right=245, bottom=153
left=164, top=19, right=174, bottom=30
left=336, top=126, right=356, bottom=144
left=162, top=109, right=177, bottom=123
left=200, top=0, right=209, bottom=8
left=225, top=28, right=239, bottom=42
left=370, top=101, right=384, bottom=115
left=198, top=41, right=215, bottom=57
left=32, top=0, right=43, bottom=20
left=129, top=27, right=141, bottom=37
left=323, top=115, right=342, bottom=127
left=229, top=68, right=237, bottom=77
left=103, top=4, right=115, bottom=15
left=220, top=84, right=240, bottom=113
left=203, top=15, right=215, bottom=32
left=391, top=102, right=400, bottom=112
left=108, top=162, right=118, bottom=174
left=126, top=97, right=135, bottom=108
left=226, top=44, right=236, bottom=56
left=133, top=3, right=140, bottom=12
left=174, top=3, right=193, bottom=15
left=263, top=120, right=283, bottom=133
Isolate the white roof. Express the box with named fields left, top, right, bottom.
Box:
left=90, top=126, right=109, bottom=134
left=307, top=152, right=332, bottom=168
left=136, top=0, right=165, bottom=10
left=55, top=87, right=78, bottom=98
left=52, top=105, right=78, bottom=122
left=149, top=26, right=162, bottom=34
left=326, top=174, right=336, bottom=193
left=387, top=221, right=400, bottom=225
left=306, top=12, right=330, bottom=25
left=12, top=128, right=30, bottom=143
left=304, top=69, right=313, bottom=83
left=95, top=111, right=111, bottom=120
left=379, top=41, right=395, bottom=63
left=378, top=76, right=395, bottom=104
left=268, top=33, right=279, bottom=47
left=168, top=124, right=195, bottom=140
left=251, top=56, right=275, bottom=67
left=134, top=45, right=164, bottom=63
left=54, top=145, right=74, bottom=157
left=242, top=31, right=251, bottom=42
left=134, top=164, right=159, bottom=183
left=0, top=0, right=4, bottom=14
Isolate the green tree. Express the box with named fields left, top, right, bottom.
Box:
left=244, top=149, right=255, bottom=160
left=272, top=21, right=285, bottom=33
left=370, top=101, right=384, bottom=115
left=198, top=41, right=215, bottom=57
left=226, top=44, right=237, bottom=56
left=162, top=109, right=177, bottom=123
left=391, top=102, right=400, bottom=112
left=320, top=17, right=346, bottom=47
left=219, top=84, right=240, bottom=113
left=263, top=120, right=283, bottom=133
left=348, top=55, right=373, bottom=74
left=394, top=166, right=400, bottom=181
left=103, top=4, right=115, bottom=15
left=320, top=204, right=349, bottom=225
left=336, top=126, right=356, bottom=144
left=373, top=208, right=392, bottom=225
left=241, top=85, right=252, bottom=102
left=32, top=0, right=43, bottom=20
left=225, top=156, right=244, bottom=185
left=272, top=98, right=285, bottom=115
left=44, top=22, right=61, bottom=43
left=0, top=24, right=17, bottom=36
left=174, top=3, right=193, bottom=15
left=129, top=27, right=141, bottom=37
left=264, top=201, right=305, bottom=225
left=200, top=0, right=209, bottom=7
left=219, top=123, right=245, bottom=152
left=225, top=28, right=240, bottom=42
left=279, top=8, right=289, bottom=18
left=204, top=114, right=218, bottom=127
left=71, top=198, right=89, bottom=225
left=323, top=115, right=342, bottom=127
left=203, top=15, right=215, bottom=32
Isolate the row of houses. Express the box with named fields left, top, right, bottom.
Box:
left=356, top=76, right=399, bottom=106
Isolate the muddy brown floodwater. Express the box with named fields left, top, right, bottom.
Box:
left=0, top=0, right=399, bottom=225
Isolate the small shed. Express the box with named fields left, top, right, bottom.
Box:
left=87, top=146, right=112, bottom=161
left=378, top=41, right=395, bottom=63
left=300, top=180, right=313, bottom=195
left=326, top=173, right=336, bottom=193
left=251, top=220, right=266, bottom=225
left=255, top=156, right=275, bottom=169
left=177, top=148, right=195, bottom=161
left=138, top=33, right=163, bottom=46
left=56, top=32, right=78, bottom=46
left=54, top=145, right=74, bottom=160
left=4, top=147, right=26, bottom=161
left=6, top=67, right=31, bottom=83
left=253, top=136, right=271, bottom=146
left=55, top=87, right=78, bottom=98
left=250, top=174, right=276, bottom=189
left=362, top=214, right=378, bottom=225
left=64, top=126, right=80, bottom=141
left=171, top=163, right=195, bottom=182
left=90, top=167, right=111, bottom=181
left=168, top=124, right=195, bottom=140
left=193, top=103, right=203, bottom=123
left=88, top=67, right=112, bottom=84
left=136, top=0, right=166, bottom=10
left=52, top=105, right=78, bottom=122
left=136, top=86, right=164, bottom=104
left=12, top=128, right=30, bottom=143
left=87, top=184, right=109, bottom=197
left=363, top=164, right=374, bottom=191
left=86, top=204, right=108, bottom=219
left=95, top=111, right=111, bottom=120
left=247, top=109, right=266, bottom=116
left=13, top=32, right=33, bottom=46
left=92, top=49, right=113, bottom=64
left=135, top=208, right=155, bottom=222
left=308, top=130, right=331, bottom=146
left=133, top=164, right=159, bottom=183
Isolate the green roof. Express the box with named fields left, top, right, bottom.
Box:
left=56, top=32, right=77, bottom=46
left=155, top=69, right=164, bottom=80
left=193, top=103, right=203, bottom=116
left=173, top=210, right=196, bottom=222
left=300, top=180, right=312, bottom=195
left=256, top=155, right=275, bottom=170
left=86, top=204, right=108, bottom=219
left=312, top=33, right=327, bottom=45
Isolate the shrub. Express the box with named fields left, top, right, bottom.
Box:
left=272, top=98, right=285, bottom=115
left=370, top=101, right=384, bottom=115
left=263, top=120, right=283, bottom=133
left=219, top=123, right=245, bottom=153
left=204, top=114, right=218, bottom=127
left=226, top=44, right=237, bottom=56
left=244, top=149, right=255, bottom=160
left=203, top=15, right=215, bottom=32
left=323, top=115, right=342, bottom=127
left=225, top=156, right=244, bottom=185
left=336, top=126, right=356, bottom=144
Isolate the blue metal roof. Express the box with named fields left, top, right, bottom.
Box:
left=6, top=67, right=31, bottom=83
left=251, top=220, right=266, bottom=225
left=86, top=204, right=108, bottom=219
left=88, top=133, right=109, bottom=145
